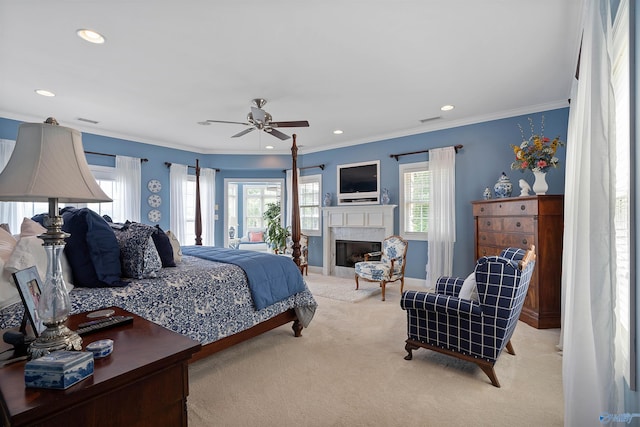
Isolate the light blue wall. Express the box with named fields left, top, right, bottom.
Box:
left=0, top=108, right=568, bottom=280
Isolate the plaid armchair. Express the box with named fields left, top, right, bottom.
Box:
left=400, top=246, right=536, bottom=387
left=355, top=235, right=408, bottom=301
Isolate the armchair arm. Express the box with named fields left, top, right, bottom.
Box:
left=435, top=276, right=465, bottom=296
left=364, top=251, right=382, bottom=261
left=401, top=290, right=482, bottom=317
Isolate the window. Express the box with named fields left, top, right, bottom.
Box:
left=299, top=174, right=321, bottom=236
left=399, top=161, right=430, bottom=240
left=243, top=184, right=280, bottom=230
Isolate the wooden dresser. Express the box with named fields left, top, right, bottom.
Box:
left=472, top=195, right=564, bottom=329
left=0, top=307, right=201, bottom=426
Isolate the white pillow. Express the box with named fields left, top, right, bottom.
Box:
left=166, top=230, right=182, bottom=263
left=459, top=272, right=479, bottom=302
left=0, top=227, right=17, bottom=263
left=0, top=259, right=20, bottom=310
left=5, top=236, right=74, bottom=291
left=20, top=217, right=47, bottom=237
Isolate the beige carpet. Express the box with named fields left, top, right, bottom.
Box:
left=188, top=275, right=563, bottom=426
left=304, top=272, right=382, bottom=302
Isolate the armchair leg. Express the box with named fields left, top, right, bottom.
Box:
left=355, top=274, right=360, bottom=290
left=478, top=364, right=501, bottom=388
left=381, top=281, right=387, bottom=301
left=505, top=340, right=515, bottom=355
left=404, top=340, right=419, bottom=360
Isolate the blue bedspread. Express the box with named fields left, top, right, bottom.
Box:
left=181, top=246, right=306, bottom=310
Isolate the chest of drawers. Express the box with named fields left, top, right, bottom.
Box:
left=472, top=195, right=564, bottom=328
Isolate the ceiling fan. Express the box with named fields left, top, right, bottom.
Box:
left=206, top=98, right=309, bottom=140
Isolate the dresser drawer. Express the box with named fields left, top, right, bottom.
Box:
left=478, top=232, right=533, bottom=248
left=477, top=245, right=502, bottom=257
left=503, top=217, right=534, bottom=233
left=473, top=199, right=538, bottom=217
left=477, top=218, right=503, bottom=232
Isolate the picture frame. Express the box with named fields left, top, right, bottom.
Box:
left=12, top=266, right=46, bottom=337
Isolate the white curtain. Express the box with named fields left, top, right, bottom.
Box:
left=114, top=155, right=141, bottom=223
left=0, top=139, right=19, bottom=231
left=285, top=168, right=300, bottom=228
left=200, top=167, right=216, bottom=246
left=425, top=146, right=456, bottom=288
left=169, top=163, right=188, bottom=243
left=562, top=0, right=622, bottom=423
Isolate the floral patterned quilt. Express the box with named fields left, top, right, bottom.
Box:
left=0, top=256, right=317, bottom=345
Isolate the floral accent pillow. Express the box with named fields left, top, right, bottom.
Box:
left=112, top=223, right=162, bottom=279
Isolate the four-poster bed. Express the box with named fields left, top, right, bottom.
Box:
left=0, top=136, right=316, bottom=363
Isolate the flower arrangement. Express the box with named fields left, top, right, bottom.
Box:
left=510, top=117, right=564, bottom=173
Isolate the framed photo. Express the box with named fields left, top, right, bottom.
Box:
left=12, top=266, right=46, bottom=337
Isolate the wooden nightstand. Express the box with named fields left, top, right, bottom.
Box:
left=0, top=307, right=201, bottom=426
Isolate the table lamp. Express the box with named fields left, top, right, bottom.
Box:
left=0, top=118, right=112, bottom=358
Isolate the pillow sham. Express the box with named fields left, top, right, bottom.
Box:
left=0, top=259, right=20, bottom=310
left=111, top=223, right=162, bottom=279
left=5, top=236, right=74, bottom=291
left=20, top=217, right=46, bottom=237
left=58, top=207, right=126, bottom=288
left=165, top=230, right=182, bottom=263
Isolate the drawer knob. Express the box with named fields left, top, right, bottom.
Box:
left=480, top=207, right=484, bottom=212
left=486, top=221, right=491, bottom=226
left=522, top=238, right=528, bottom=245
left=516, top=221, right=521, bottom=227
left=482, top=236, right=486, bottom=241
left=520, top=205, right=526, bottom=211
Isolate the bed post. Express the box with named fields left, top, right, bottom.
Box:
left=291, top=135, right=301, bottom=267
left=194, top=158, right=203, bottom=245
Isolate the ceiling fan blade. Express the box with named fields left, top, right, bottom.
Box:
left=207, top=119, right=250, bottom=126
left=231, top=127, right=256, bottom=138
left=270, top=120, right=310, bottom=128
left=265, top=128, right=290, bottom=140
left=251, top=107, right=266, bottom=124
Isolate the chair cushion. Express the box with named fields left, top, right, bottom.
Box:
left=355, top=261, right=390, bottom=281
left=458, top=272, right=479, bottom=302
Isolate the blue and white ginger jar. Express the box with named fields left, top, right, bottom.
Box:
left=493, top=172, right=513, bottom=198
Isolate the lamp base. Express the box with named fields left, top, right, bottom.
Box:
left=28, top=320, right=82, bottom=359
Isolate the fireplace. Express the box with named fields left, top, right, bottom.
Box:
left=335, top=240, right=381, bottom=268
left=322, top=205, right=396, bottom=277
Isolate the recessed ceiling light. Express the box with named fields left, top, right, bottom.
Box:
left=333, top=129, right=343, bottom=135
left=77, top=29, right=106, bottom=44
left=440, top=104, right=455, bottom=111
left=35, top=89, right=55, bottom=97
left=265, top=145, right=274, bottom=150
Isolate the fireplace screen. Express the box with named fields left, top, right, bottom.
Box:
left=335, top=240, right=381, bottom=268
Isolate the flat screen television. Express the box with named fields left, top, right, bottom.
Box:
left=337, top=160, right=380, bottom=204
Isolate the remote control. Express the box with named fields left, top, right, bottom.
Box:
left=76, top=315, right=134, bottom=336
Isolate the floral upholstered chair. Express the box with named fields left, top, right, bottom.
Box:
left=354, top=235, right=408, bottom=301
left=400, top=246, right=536, bottom=387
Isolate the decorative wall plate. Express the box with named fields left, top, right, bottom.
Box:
left=147, top=194, right=162, bottom=208
left=147, top=179, right=162, bottom=193
left=148, top=209, right=161, bottom=223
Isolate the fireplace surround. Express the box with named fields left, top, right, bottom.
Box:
left=322, top=205, right=396, bottom=277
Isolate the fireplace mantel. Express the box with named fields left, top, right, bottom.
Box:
left=322, top=205, right=396, bottom=276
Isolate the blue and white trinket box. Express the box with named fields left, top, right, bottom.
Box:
left=25, top=351, right=94, bottom=389
left=86, top=339, right=114, bottom=359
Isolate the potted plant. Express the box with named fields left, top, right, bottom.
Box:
left=263, top=202, right=290, bottom=253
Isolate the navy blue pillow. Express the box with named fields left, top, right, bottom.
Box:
left=59, top=207, right=127, bottom=288
left=151, top=225, right=176, bottom=267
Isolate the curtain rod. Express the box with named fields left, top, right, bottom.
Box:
left=164, top=162, right=220, bottom=172
left=389, top=144, right=463, bottom=161
left=84, top=150, right=148, bottom=162
left=281, top=164, right=325, bottom=173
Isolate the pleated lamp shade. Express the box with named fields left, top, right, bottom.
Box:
left=0, top=122, right=111, bottom=203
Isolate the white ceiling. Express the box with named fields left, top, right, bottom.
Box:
left=0, top=1, right=583, bottom=155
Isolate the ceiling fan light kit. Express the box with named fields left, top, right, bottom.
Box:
left=206, top=98, right=309, bottom=141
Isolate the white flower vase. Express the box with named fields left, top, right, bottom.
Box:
left=532, top=170, right=548, bottom=195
